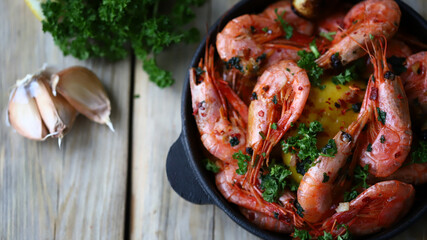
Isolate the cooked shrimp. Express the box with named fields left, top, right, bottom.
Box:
left=400, top=51, right=427, bottom=114
left=316, top=0, right=401, bottom=69
left=238, top=190, right=296, bottom=233
left=246, top=60, right=310, bottom=186
left=240, top=207, right=294, bottom=233
left=297, top=103, right=372, bottom=223
left=259, top=0, right=314, bottom=36
left=216, top=1, right=314, bottom=75
left=190, top=46, right=248, bottom=163
left=371, top=162, right=427, bottom=185
left=216, top=163, right=304, bottom=230
left=216, top=14, right=282, bottom=64
left=358, top=39, right=412, bottom=177
left=321, top=180, right=415, bottom=236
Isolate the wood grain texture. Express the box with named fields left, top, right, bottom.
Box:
left=0, top=1, right=130, bottom=239
left=131, top=0, right=427, bottom=240
left=130, top=2, right=214, bottom=239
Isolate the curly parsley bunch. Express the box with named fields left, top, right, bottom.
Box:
left=41, top=0, right=205, bottom=88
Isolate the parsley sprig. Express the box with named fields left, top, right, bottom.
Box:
left=41, top=0, right=205, bottom=88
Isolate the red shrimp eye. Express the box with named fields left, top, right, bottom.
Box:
left=298, top=86, right=303, bottom=91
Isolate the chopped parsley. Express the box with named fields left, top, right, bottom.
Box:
left=282, top=121, right=323, bottom=175
left=309, top=39, right=320, bottom=58
left=233, top=151, right=251, bottom=175
left=225, top=57, right=244, bottom=72
left=354, top=164, right=370, bottom=189
left=204, top=159, right=220, bottom=173
left=332, top=65, right=358, bottom=85
left=297, top=50, right=325, bottom=89
left=262, top=27, right=269, bottom=33
left=369, top=34, right=374, bottom=40
left=260, top=164, right=292, bottom=202
left=336, top=224, right=352, bottom=240
left=274, top=9, right=293, bottom=39
left=411, top=140, right=427, bottom=163
left=320, top=139, right=338, bottom=157
left=319, top=31, right=336, bottom=41
left=387, top=56, right=407, bottom=75
left=271, top=123, right=278, bottom=130
left=293, top=228, right=311, bottom=240
left=318, top=231, right=333, bottom=240
left=343, top=190, right=358, bottom=202
left=343, top=165, right=370, bottom=202
left=282, top=122, right=323, bottom=158
left=377, top=107, right=387, bottom=125
left=259, top=131, right=266, bottom=140
left=294, top=200, right=305, bottom=217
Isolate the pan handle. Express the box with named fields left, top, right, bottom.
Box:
left=166, top=133, right=213, bottom=205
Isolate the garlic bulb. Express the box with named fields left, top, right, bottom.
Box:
left=7, top=65, right=114, bottom=144
left=52, top=66, right=114, bottom=131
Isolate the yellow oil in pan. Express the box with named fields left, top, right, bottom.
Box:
left=283, top=78, right=366, bottom=183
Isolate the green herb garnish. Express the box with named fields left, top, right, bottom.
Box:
left=297, top=50, right=325, bottom=89
left=204, top=159, right=220, bottom=173
left=233, top=151, right=251, bottom=175
left=41, top=0, right=205, bottom=88
left=320, top=139, right=338, bottom=157
left=377, top=107, right=387, bottom=125
left=293, top=228, right=311, bottom=240
left=319, top=31, right=336, bottom=41
left=274, top=9, right=293, bottom=39
left=260, top=164, right=292, bottom=202
left=412, top=141, right=427, bottom=163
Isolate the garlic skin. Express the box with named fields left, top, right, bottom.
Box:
left=34, top=75, right=78, bottom=139
left=52, top=66, right=114, bottom=131
left=8, top=76, right=49, bottom=140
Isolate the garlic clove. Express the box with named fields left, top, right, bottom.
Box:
left=34, top=75, right=78, bottom=139
left=52, top=66, right=114, bottom=131
left=8, top=79, right=49, bottom=140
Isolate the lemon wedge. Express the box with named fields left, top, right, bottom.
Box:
left=25, top=0, right=45, bottom=21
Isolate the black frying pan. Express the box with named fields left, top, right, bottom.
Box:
left=166, top=0, right=427, bottom=239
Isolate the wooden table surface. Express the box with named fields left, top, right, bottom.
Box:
left=1, top=0, right=426, bottom=239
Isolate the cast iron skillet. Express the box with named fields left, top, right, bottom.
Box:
left=166, top=1, right=427, bottom=239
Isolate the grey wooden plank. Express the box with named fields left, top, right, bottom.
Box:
left=0, top=1, right=130, bottom=239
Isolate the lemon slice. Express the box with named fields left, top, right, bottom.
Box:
left=25, top=0, right=45, bottom=21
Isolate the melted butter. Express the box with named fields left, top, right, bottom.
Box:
left=283, top=77, right=366, bottom=183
